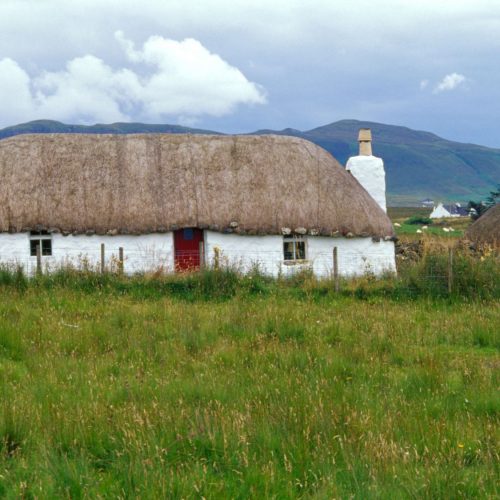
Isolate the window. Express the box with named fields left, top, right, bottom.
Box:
left=30, top=231, right=52, bottom=256
left=283, top=235, right=307, bottom=261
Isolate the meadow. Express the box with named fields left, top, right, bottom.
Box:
left=387, top=207, right=471, bottom=239
left=0, top=244, right=499, bottom=498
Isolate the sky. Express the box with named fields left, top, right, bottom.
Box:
left=1, top=0, right=499, bottom=147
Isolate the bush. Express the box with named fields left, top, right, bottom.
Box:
left=404, top=215, right=432, bottom=225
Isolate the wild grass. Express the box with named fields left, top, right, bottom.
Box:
left=0, top=254, right=498, bottom=497
left=388, top=206, right=472, bottom=239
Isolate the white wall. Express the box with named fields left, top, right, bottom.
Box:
left=204, top=231, right=395, bottom=277
left=346, top=155, right=387, bottom=212
left=430, top=203, right=458, bottom=218
left=0, top=231, right=395, bottom=278
left=0, top=233, right=174, bottom=275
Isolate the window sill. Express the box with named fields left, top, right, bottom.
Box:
left=282, top=259, right=311, bottom=267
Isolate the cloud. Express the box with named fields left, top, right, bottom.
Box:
left=433, top=73, right=467, bottom=93
left=0, top=33, right=266, bottom=126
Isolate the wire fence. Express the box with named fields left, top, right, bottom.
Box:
left=1, top=242, right=499, bottom=299
left=3, top=246, right=398, bottom=279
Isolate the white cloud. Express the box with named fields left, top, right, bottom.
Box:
left=0, top=33, right=266, bottom=126
left=433, top=73, right=467, bottom=93
left=0, top=58, right=35, bottom=125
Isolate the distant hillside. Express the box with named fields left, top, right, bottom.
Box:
left=2, top=119, right=499, bottom=205
left=257, top=120, right=500, bottom=205
left=0, top=120, right=221, bottom=138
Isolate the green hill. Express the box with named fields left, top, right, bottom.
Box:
left=259, top=120, right=500, bottom=205
left=2, top=119, right=499, bottom=205
left=0, top=119, right=221, bottom=138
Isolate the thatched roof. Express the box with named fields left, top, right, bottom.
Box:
left=0, top=133, right=394, bottom=238
left=465, top=204, right=500, bottom=245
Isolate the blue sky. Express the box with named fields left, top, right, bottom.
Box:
left=1, top=0, right=499, bottom=147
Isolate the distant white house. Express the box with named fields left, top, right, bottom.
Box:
left=430, top=202, right=470, bottom=219
left=420, top=198, right=435, bottom=208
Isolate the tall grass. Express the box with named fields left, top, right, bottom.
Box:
left=1, top=246, right=498, bottom=302
left=0, top=288, right=498, bottom=497
left=0, top=250, right=498, bottom=496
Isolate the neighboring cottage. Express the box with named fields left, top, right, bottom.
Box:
left=430, top=202, right=470, bottom=218
left=465, top=204, right=500, bottom=246
left=0, top=132, right=396, bottom=276
left=420, top=198, right=435, bottom=208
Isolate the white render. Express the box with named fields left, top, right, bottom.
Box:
left=0, top=233, right=175, bottom=275
left=346, top=155, right=387, bottom=213
left=205, top=231, right=395, bottom=277
left=430, top=202, right=458, bottom=218
left=0, top=231, right=396, bottom=278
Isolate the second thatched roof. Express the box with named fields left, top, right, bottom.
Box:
left=0, top=133, right=394, bottom=238
left=465, top=204, right=500, bottom=245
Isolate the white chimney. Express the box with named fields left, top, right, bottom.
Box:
left=346, top=128, right=387, bottom=212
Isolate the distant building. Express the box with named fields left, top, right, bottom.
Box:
left=420, top=198, right=434, bottom=208
left=430, top=202, right=470, bottom=218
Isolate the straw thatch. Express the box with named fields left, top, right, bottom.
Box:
left=0, top=133, right=394, bottom=238
left=465, top=204, right=500, bottom=246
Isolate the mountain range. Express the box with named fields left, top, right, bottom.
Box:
left=1, top=119, right=498, bottom=206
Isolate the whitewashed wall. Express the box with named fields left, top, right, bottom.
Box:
left=204, top=231, right=395, bottom=277
left=0, top=231, right=395, bottom=277
left=0, top=233, right=175, bottom=275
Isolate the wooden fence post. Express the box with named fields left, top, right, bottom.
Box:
left=118, top=247, right=124, bottom=275
left=100, top=243, right=105, bottom=274
left=448, top=247, right=453, bottom=294
left=36, top=243, right=42, bottom=275
left=214, top=247, right=220, bottom=270
left=333, top=246, right=339, bottom=292
left=199, top=241, right=205, bottom=270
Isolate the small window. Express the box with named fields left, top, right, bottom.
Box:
left=30, top=231, right=52, bottom=256
left=283, top=235, right=306, bottom=261
left=183, top=228, right=194, bottom=240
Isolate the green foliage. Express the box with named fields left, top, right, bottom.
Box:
left=0, top=249, right=498, bottom=302
left=0, top=281, right=498, bottom=497
left=468, top=184, right=500, bottom=220
left=0, top=264, right=28, bottom=291
left=404, top=215, right=432, bottom=225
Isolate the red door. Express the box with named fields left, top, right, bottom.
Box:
left=174, top=228, right=204, bottom=271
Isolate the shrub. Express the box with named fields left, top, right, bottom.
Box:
left=404, top=215, right=432, bottom=225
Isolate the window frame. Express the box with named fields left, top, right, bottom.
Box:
left=29, top=231, right=53, bottom=257
left=283, top=235, right=308, bottom=263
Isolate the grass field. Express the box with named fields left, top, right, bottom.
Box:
left=0, top=261, right=499, bottom=498
left=388, top=207, right=472, bottom=239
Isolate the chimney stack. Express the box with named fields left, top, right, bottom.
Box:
left=358, top=128, right=372, bottom=156
left=346, top=128, right=387, bottom=212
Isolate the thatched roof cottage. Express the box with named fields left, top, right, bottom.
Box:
left=465, top=204, right=500, bottom=247
left=0, top=132, right=396, bottom=276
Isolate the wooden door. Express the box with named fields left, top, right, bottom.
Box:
left=174, top=228, right=204, bottom=271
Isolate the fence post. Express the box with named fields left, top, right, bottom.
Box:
left=118, top=247, right=124, bottom=275
left=100, top=243, right=105, bottom=274
left=214, top=247, right=220, bottom=270
left=333, top=246, right=339, bottom=292
left=36, top=243, right=42, bottom=276
left=448, top=247, right=453, bottom=294
left=199, top=241, right=205, bottom=270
